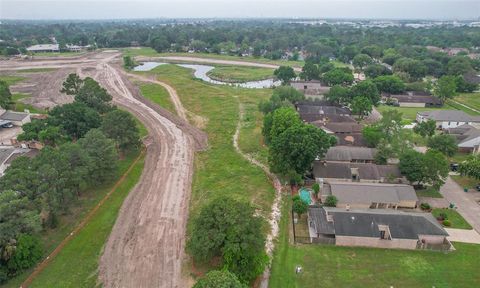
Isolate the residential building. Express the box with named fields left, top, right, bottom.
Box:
left=315, top=122, right=366, bottom=146
left=296, top=101, right=352, bottom=123
left=308, top=207, right=451, bottom=250
left=0, top=111, right=31, bottom=126
left=446, top=124, right=480, bottom=154
left=382, top=92, right=443, bottom=108
left=319, top=182, right=418, bottom=209
left=416, top=110, right=480, bottom=129
left=324, top=146, right=376, bottom=163
left=0, top=147, right=32, bottom=175
left=290, top=80, right=330, bottom=99
left=66, top=44, right=90, bottom=52
left=26, top=44, right=59, bottom=53
left=313, top=161, right=404, bottom=183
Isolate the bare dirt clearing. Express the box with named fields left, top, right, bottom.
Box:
left=1, top=52, right=207, bottom=288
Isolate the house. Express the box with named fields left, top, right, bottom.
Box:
left=313, top=161, right=404, bottom=183
left=382, top=92, right=443, bottom=108
left=315, top=122, right=366, bottom=146
left=65, top=44, right=90, bottom=52
left=319, top=182, right=418, bottom=209
left=308, top=207, right=451, bottom=250
left=0, top=111, right=31, bottom=126
left=324, top=146, right=376, bottom=163
left=446, top=124, right=480, bottom=154
left=290, top=80, right=330, bottom=99
left=416, top=110, right=480, bottom=129
left=26, top=44, right=60, bottom=53
left=296, top=101, right=352, bottom=123
left=0, top=147, right=32, bottom=175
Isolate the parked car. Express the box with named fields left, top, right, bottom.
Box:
left=450, top=163, right=459, bottom=172
left=1, top=123, right=13, bottom=128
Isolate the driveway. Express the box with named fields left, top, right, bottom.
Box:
left=440, top=177, right=480, bottom=233
left=445, top=228, right=480, bottom=244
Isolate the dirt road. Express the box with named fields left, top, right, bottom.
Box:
left=1, top=52, right=207, bottom=288
left=136, top=55, right=303, bottom=72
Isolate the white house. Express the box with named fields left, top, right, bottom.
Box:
left=26, top=44, right=59, bottom=53
left=416, top=110, right=480, bottom=129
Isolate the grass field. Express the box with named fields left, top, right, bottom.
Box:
left=0, top=75, right=25, bottom=86
left=137, top=82, right=176, bottom=113
left=206, top=65, right=274, bottom=82
left=122, top=47, right=305, bottom=68
left=12, top=93, right=46, bottom=114
left=376, top=105, right=451, bottom=122
left=432, top=208, right=473, bottom=229
left=238, top=102, right=269, bottom=165
left=416, top=187, right=443, bottom=198
left=269, top=195, right=480, bottom=288
left=17, top=68, right=57, bottom=73
left=453, top=92, right=480, bottom=113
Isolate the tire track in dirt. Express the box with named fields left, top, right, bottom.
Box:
left=232, top=103, right=283, bottom=288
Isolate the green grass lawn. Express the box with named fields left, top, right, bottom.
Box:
left=376, top=105, right=451, bottom=122
left=122, top=47, right=305, bottom=68
left=416, top=187, right=443, bottom=198
left=12, top=93, right=46, bottom=114
left=0, top=75, right=25, bottom=86
left=446, top=98, right=480, bottom=116
left=206, top=65, right=274, bottom=82
left=237, top=100, right=269, bottom=165
left=451, top=175, right=478, bottom=190
left=137, top=82, right=176, bottom=113
left=453, top=92, right=480, bottom=113
left=269, top=195, right=480, bottom=288
left=432, top=208, right=473, bottom=229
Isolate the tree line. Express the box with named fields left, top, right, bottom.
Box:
left=0, top=75, right=141, bottom=283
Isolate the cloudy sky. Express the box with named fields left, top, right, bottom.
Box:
left=1, top=0, right=479, bottom=20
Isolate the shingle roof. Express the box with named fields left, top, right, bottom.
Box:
left=321, top=207, right=448, bottom=239
left=447, top=124, right=480, bottom=146
left=324, top=182, right=418, bottom=204
left=389, top=94, right=443, bottom=105
left=322, top=122, right=363, bottom=133
left=308, top=206, right=335, bottom=234
left=0, top=111, right=29, bottom=121
left=313, top=161, right=402, bottom=180
left=324, top=146, right=377, bottom=162
left=418, top=110, right=480, bottom=122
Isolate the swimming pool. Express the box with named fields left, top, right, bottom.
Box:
left=299, top=188, right=312, bottom=205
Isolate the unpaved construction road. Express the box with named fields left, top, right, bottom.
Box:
left=1, top=52, right=207, bottom=288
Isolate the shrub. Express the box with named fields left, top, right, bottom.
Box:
left=443, top=219, right=452, bottom=227
left=324, top=195, right=338, bottom=207
left=438, top=212, right=448, bottom=221
left=420, top=203, right=431, bottom=211
left=312, top=183, right=320, bottom=196
left=292, top=198, right=308, bottom=216
left=6, top=234, right=43, bottom=275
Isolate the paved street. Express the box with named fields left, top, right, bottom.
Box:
left=440, top=177, right=480, bottom=233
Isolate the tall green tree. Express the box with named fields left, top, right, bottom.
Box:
left=48, top=102, right=102, bottom=140
left=60, top=73, right=84, bottom=95
left=102, top=109, right=140, bottom=152
left=0, top=80, right=13, bottom=109
left=274, top=66, right=296, bottom=85
left=373, top=75, right=405, bottom=94
left=413, top=120, right=436, bottom=137
left=193, top=270, right=246, bottom=288
left=324, top=85, right=352, bottom=105
left=74, top=77, right=113, bottom=113
left=265, top=107, right=302, bottom=144
left=351, top=96, right=373, bottom=119
left=351, top=80, right=381, bottom=105
left=352, top=54, right=373, bottom=70
left=459, top=155, right=480, bottom=180
left=322, top=68, right=354, bottom=86
left=434, top=75, right=457, bottom=101
left=299, top=61, right=320, bottom=80
left=427, top=134, right=458, bottom=156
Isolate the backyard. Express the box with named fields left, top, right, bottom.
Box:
left=269, top=196, right=480, bottom=288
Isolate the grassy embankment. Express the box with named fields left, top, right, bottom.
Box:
left=141, top=64, right=274, bottom=277
left=432, top=208, right=473, bottom=229
left=206, top=65, right=274, bottom=83
left=269, top=195, right=480, bottom=288
left=137, top=82, right=176, bottom=113
left=122, top=47, right=305, bottom=68
left=3, top=121, right=147, bottom=288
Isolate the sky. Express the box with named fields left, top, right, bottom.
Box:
left=1, top=0, right=479, bottom=20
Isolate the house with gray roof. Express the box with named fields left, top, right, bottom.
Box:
left=315, top=122, right=366, bottom=147
left=290, top=80, right=330, bottom=100
left=296, top=101, right=352, bottom=123
left=324, top=146, right=376, bottom=163
left=308, top=207, right=451, bottom=250
left=416, top=110, right=480, bottom=129
left=382, top=92, right=443, bottom=108
left=320, top=182, right=418, bottom=209
left=26, top=44, right=60, bottom=53
left=313, top=161, right=404, bottom=184
left=446, top=124, right=480, bottom=153
left=0, top=111, right=31, bottom=126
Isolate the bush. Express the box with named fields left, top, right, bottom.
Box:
left=312, top=183, right=320, bottom=196
left=292, top=197, right=308, bottom=216
left=420, top=203, right=431, bottom=211
left=438, top=212, right=448, bottom=221
left=193, top=270, right=246, bottom=288
left=443, top=219, right=452, bottom=227
left=6, top=234, right=43, bottom=275
left=324, top=195, right=338, bottom=207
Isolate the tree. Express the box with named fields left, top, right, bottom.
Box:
left=123, top=55, right=135, bottom=70
left=292, top=197, right=308, bottom=217
left=272, top=86, right=304, bottom=103
left=78, top=129, right=118, bottom=184
left=299, top=61, right=320, bottom=80
left=193, top=270, right=246, bottom=288
left=455, top=75, right=478, bottom=93
left=362, top=126, right=383, bottom=147
left=324, top=85, right=351, bottom=105
left=447, top=57, right=473, bottom=76
left=312, top=183, right=320, bottom=198
left=373, top=75, right=405, bottom=94
left=324, top=195, right=338, bottom=207
left=393, top=58, right=427, bottom=81
left=5, top=234, right=42, bottom=275
left=187, top=197, right=268, bottom=283
left=351, top=96, right=373, bottom=119
left=352, top=54, right=373, bottom=70
left=0, top=80, right=13, bottom=109
left=413, top=120, right=436, bottom=137
left=427, top=134, right=458, bottom=157
left=102, top=109, right=140, bottom=152
left=351, top=80, right=380, bottom=105
left=266, top=107, right=302, bottom=144
left=364, top=64, right=392, bottom=78
left=399, top=149, right=448, bottom=188
left=434, top=75, right=457, bottom=101
left=274, top=66, right=296, bottom=85
left=60, top=73, right=84, bottom=95
left=74, top=77, right=113, bottom=113
left=48, top=102, right=102, bottom=139
left=399, top=149, right=428, bottom=185
left=38, top=126, right=66, bottom=147
left=269, top=123, right=335, bottom=179
left=322, top=68, right=354, bottom=86
left=459, top=155, right=480, bottom=180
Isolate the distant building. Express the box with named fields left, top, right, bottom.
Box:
left=416, top=110, right=480, bottom=129
left=313, top=161, right=404, bottom=184
left=319, top=182, right=418, bottom=209
left=315, top=122, right=366, bottom=146
left=65, top=44, right=90, bottom=52
left=324, top=146, right=377, bottom=163
left=446, top=124, right=480, bottom=154
left=0, top=111, right=31, bottom=126
left=296, top=101, right=352, bottom=123
left=26, top=44, right=59, bottom=53
left=382, top=92, right=443, bottom=108
left=290, top=80, right=330, bottom=99
left=308, top=207, right=452, bottom=251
